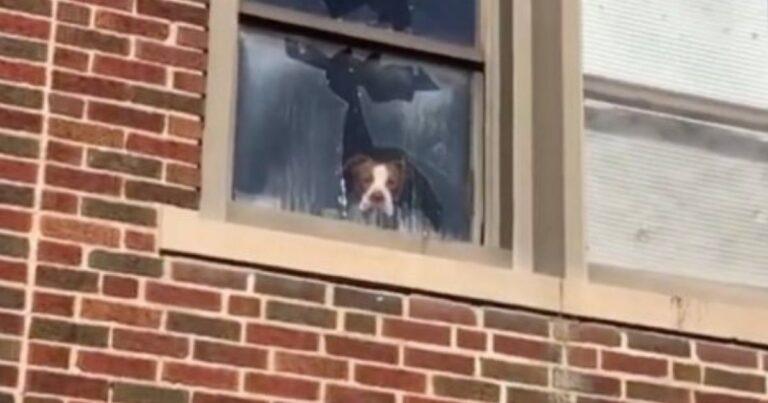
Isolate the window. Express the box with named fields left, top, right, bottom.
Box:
left=584, top=0, right=768, bottom=287
left=203, top=0, right=513, bottom=255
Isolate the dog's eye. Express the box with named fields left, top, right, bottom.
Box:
left=386, top=179, right=395, bottom=188
left=363, top=177, right=373, bottom=184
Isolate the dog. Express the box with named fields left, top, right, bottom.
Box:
left=343, top=154, right=406, bottom=217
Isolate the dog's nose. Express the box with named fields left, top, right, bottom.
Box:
left=370, top=191, right=385, bottom=203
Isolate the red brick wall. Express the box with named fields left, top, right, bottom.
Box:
left=0, top=0, right=766, bottom=402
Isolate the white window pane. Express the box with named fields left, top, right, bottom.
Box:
left=584, top=0, right=768, bottom=108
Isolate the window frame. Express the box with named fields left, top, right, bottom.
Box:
left=164, top=0, right=768, bottom=347
left=200, top=0, right=514, bottom=259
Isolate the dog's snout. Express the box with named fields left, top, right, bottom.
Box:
left=369, top=191, right=385, bottom=203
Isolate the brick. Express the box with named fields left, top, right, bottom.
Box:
left=113, top=328, right=189, bottom=358
left=697, top=342, right=757, bottom=368
left=0, top=232, right=28, bottom=258
left=77, top=351, right=156, bottom=380
left=174, top=71, right=205, bottom=93
left=163, top=362, right=238, bottom=390
left=334, top=286, right=402, bottom=315
left=568, top=346, right=597, bottom=368
left=49, top=117, right=123, bottom=148
left=87, top=149, right=161, bottom=179
left=345, top=312, right=376, bottom=335
left=28, top=343, right=69, bottom=368
left=146, top=281, right=221, bottom=311
left=408, top=297, right=475, bottom=326
left=41, top=215, right=119, bottom=246
left=194, top=340, right=267, bottom=369
left=0, top=58, right=45, bottom=85
left=602, top=351, right=667, bottom=377
left=383, top=318, right=450, bottom=345
left=275, top=351, right=347, bottom=379
left=404, top=347, right=474, bottom=375
left=432, top=376, right=500, bottom=402
left=458, top=329, right=487, bottom=351
left=83, top=198, right=157, bottom=226
left=0, top=35, right=47, bottom=62
left=57, top=2, right=90, bottom=25
left=494, top=334, right=562, bottom=363
left=71, top=0, right=132, bottom=11
left=627, top=331, right=690, bottom=357
left=137, top=40, right=206, bottom=70
left=131, top=86, right=204, bottom=115
left=0, top=0, right=52, bottom=16
left=53, top=70, right=129, bottom=100
left=178, top=26, right=207, bottom=49
left=0, top=157, right=36, bottom=184
left=695, top=391, right=763, bottom=403
left=53, top=46, right=88, bottom=71
left=0, top=338, right=20, bottom=361
left=244, top=372, right=319, bottom=400
left=193, top=394, right=266, bottom=403
left=33, top=291, right=73, bottom=316
left=627, top=382, right=690, bottom=403
left=0, top=11, right=49, bottom=39
left=125, top=230, right=154, bottom=252
left=704, top=367, right=766, bottom=393
left=327, top=385, right=394, bottom=403
left=45, top=165, right=121, bottom=196
left=126, top=180, right=199, bottom=209
left=26, top=371, right=107, bottom=400
left=81, top=298, right=162, bottom=328
left=29, top=318, right=108, bottom=347
left=127, top=133, right=200, bottom=164
left=137, top=0, right=207, bottom=25
left=172, top=261, right=248, bottom=290
left=564, top=322, right=622, bottom=346
left=36, top=265, right=98, bottom=292
left=247, top=323, right=318, bottom=351
left=0, top=207, right=31, bottom=232
left=0, top=285, right=23, bottom=310
left=553, top=369, right=620, bottom=397
left=228, top=295, right=261, bottom=318
left=89, top=249, right=163, bottom=277
left=0, top=182, right=34, bottom=207
left=484, top=309, right=549, bottom=337
left=673, top=362, right=701, bottom=383
left=0, top=259, right=25, bottom=283
left=169, top=115, right=202, bottom=138
left=0, top=364, right=16, bottom=386
left=0, top=133, right=38, bottom=159
left=480, top=358, right=547, bottom=386
left=46, top=140, right=82, bottom=165
left=89, top=101, right=165, bottom=133
left=326, top=335, right=397, bottom=364
left=167, top=311, right=241, bottom=341
left=167, top=163, right=200, bottom=187
left=0, top=81, right=42, bottom=109
left=112, top=382, right=188, bottom=403
left=103, top=275, right=138, bottom=298
left=356, top=364, right=425, bottom=392
left=41, top=190, right=77, bottom=213
left=0, top=312, right=23, bottom=335
left=94, top=55, right=166, bottom=85
left=266, top=300, right=336, bottom=328
left=56, top=25, right=129, bottom=55
left=0, top=105, right=41, bottom=133
left=95, top=10, right=169, bottom=40
left=255, top=273, right=325, bottom=303
left=48, top=93, right=84, bottom=118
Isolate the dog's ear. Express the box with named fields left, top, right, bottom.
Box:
left=343, top=154, right=372, bottom=173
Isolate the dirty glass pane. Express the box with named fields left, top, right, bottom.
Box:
left=586, top=101, right=768, bottom=286
left=233, top=25, right=475, bottom=242
left=243, top=0, right=477, bottom=46
left=584, top=0, right=768, bottom=108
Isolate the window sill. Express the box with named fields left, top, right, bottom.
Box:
left=160, top=206, right=768, bottom=345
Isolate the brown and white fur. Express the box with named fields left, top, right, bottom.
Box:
left=343, top=154, right=406, bottom=217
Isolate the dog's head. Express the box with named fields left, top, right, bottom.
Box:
left=344, top=154, right=407, bottom=216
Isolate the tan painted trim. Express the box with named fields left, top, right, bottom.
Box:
left=159, top=207, right=560, bottom=310
left=160, top=206, right=768, bottom=345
